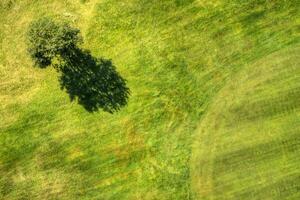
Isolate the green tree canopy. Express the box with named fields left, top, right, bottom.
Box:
left=27, top=17, right=82, bottom=68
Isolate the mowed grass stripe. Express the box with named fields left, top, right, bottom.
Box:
left=191, top=46, right=300, bottom=200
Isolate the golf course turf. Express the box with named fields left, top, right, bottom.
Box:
left=0, top=0, right=299, bottom=199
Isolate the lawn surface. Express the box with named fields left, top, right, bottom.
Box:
left=0, top=0, right=299, bottom=199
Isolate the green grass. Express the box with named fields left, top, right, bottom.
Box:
left=190, top=47, right=300, bottom=199
left=0, top=0, right=299, bottom=199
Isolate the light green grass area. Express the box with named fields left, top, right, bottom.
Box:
left=0, top=0, right=299, bottom=199
left=191, top=47, right=300, bottom=199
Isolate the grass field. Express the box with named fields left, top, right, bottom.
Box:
left=191, top=47, right=300, bottom=199
left=0, top=0, right=299, bottom=199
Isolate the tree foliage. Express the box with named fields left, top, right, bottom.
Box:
left=27, top=17, right=82, bottom=68
left=26, top=17, right=129, bottom=113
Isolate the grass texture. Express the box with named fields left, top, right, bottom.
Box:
left=0, top=0, right=299, bottom=199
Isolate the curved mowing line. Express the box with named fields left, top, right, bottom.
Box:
left=190, top=46, right=300, bottom=200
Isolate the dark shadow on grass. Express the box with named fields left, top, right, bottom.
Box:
left=56, top=48, right=130, bottom=113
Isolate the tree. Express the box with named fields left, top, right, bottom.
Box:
left=26, top=17, right=129, bottom=113
left=27, top=17, right=82, bottom=68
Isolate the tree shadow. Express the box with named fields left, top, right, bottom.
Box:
left=56, top=47, right=130, bottom=113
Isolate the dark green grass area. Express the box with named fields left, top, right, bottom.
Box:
left=0, top=0, right=299, bottom=199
